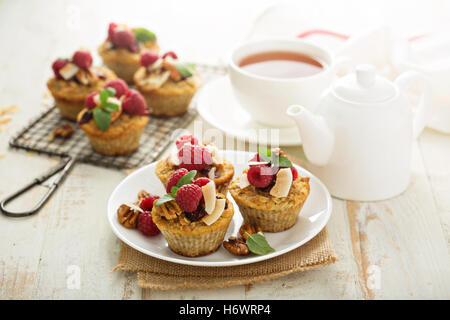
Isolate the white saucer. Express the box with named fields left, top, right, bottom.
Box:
left=196, top=76, right=302, bottom=146
left=107, top=150, right=331, bottom=267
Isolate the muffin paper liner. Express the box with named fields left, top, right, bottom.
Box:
left=158, top=223, right=231, bottom=257
left=85, top=125, right=146, bottom=156
left=236, top=201, right=306, bottom=232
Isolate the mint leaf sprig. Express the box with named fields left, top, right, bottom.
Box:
left=88, top=87, right=119, bottom=131
left=155, top=170, right=197, bottom=207
left=134, top=28, right=156, bottom=42
left=257, top=147, right=292, bottom=168
left=245, top=232, right=275, bottom=255
left=174, top=62, right=196, bottom=78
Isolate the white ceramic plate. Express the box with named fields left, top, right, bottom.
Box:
left=107, top=150, right=331, bottom=267
left=196, top=76, right=302, bottom=146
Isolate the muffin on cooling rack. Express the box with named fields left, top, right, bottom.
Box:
left=47, top=50, right=116, bottom=121
left=155, top=135, right=234, bottom=194
left=152, top=171, right=234, bottom=257
left=229, top=148, right=310, bottom=232
left=77, top=80, right=149, bottom=156
left=98, top=22, right=159, bottom=83
left=133, top=51, right=202, bottom=116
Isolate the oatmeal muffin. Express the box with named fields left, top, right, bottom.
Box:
left=229, top=148, right=310, bottom=232
left=77, top=82, right=149, bottom=156
left=47, top=50, right=116, bottom=120
left=155, top=135, right=234, bottom=194
left=133, top=51, right=202, bottom=116
left=98, top=22, right=160, bottom=83
left=152, top=172, right=234, bottom=257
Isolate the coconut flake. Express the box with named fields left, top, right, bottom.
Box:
left=124, top=202, right=144, bottom=213
left=147, top=58, right=163, bottom=71
left=107, top=96, right=121, bottom=107
left=269, top=168, right=293, bottom=198
left=168, top=151, right=181, bottom=166
left=248, top=161, right=269, bottom=166
left=59, top=63, right=79, bottom=80
left=202, top=198, right=226, bottom=226
left=239, top=173, right=250, bottom=189
left=208, top=167, right=216, bottom=180
left=104, top=41, right=113, bottom=49
left=205, top=144, right=224, bottom=165
left=202, top=181, right=216, bottom=214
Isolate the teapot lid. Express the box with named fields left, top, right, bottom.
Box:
left=332, top=64, right=396, bottom=103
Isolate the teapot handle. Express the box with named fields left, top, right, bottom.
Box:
left=395, top=71, right=432, bottom=138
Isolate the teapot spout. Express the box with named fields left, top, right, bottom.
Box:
left=286, top=105, right=334, bottom=166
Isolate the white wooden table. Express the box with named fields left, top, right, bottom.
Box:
left=0, top=0, right=449, bottom=299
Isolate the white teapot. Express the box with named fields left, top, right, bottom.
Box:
left=286, top=64, right=432, bottom=201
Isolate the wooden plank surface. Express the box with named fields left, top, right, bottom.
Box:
left=0, top=0, right=449, bottom=299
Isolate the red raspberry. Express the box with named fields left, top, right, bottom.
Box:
left=72, top=50, right=93, bottom=69
left=112, top=30, right=136, bottom=49
left=139, top=195, right=160, bottom=211
left=85, top=92, right=98, bottom=109
left=249, top=153, right=272, bottom=166
left=105, top=79, right=128, bottom=98
left=137, top=211, right=160, bottom=236
left=175, top=184, right=203, bottom=212
left=122, top=89, right=148, bottom=115
left=175, top=135, right=199, bottom=149
left=249, top=153, right=261, bottom=162
left=107, top=22, right=118, bottom=41
left=290, top=166, right=298, bottom=181
left=166, top=168, right=189, bottom=193
left=140, top=50, right=159, bottom=67
left=192, top=177, right=211, bottom=188
left=178, top=144, right=213, bottom=171
left=247, top=165, right=274, bottom=188
left=162, top=51, right=178, bottom=60
left=52, top=59, right=68, bottom=79
left=128, top=41, right=140, bottom=53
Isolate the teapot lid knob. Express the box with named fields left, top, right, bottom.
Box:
left=332, top=63, right=396, bottom=103
left=356, top=64, right=376, bottom=88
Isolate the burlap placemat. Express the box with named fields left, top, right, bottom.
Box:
left=113, top=227, right=337, bottom=290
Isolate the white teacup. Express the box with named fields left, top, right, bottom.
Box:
left=228, top=38, right=339, bottom=128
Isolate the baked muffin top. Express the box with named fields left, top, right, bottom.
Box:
left=98, top=23, right=159, bottom=63
left=47, top=49, right=117, bottom=102
left=229, top=173, right=310, bottom=211
left=229, top=148, right=310, bottom=210
left=78, top=111, right=148, bottom=138
left=77, top=81, right=149, bottom=137
left=47, top=66, right=116, bottom=101
left=133, top=50, right=202, bottom=93
left=155, top=135, right=234, bottom=189
left=152, top=193, right=234, bottom=234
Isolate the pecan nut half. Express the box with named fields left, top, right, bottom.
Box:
left=75, top=68, right=96, bottom=85
left=52, top=123, right=74, bottom=138
left=162, top=60, right=182, bottom=81
left=239, top=224, right=263, bottom=240
left=223, top=236, right=250, bottom=255
left=117, top=204, right=139, bottom=228
left=137, top=190, right=150, bottom=201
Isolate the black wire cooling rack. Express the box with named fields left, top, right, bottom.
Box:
left=1, top=63, right=227, bottom=217
left=8, top=63, right=227, bottom=170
